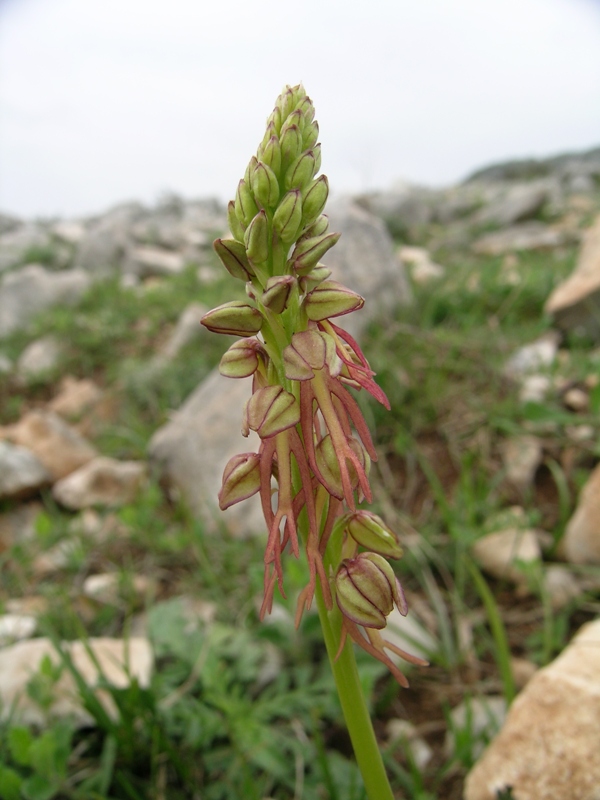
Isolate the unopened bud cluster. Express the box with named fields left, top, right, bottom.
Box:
left=201, top=85, right=422, bottom=685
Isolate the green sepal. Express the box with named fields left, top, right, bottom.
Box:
left=285, top=150, right=317, bottom=191
left=261, top=136, right=282, bottom=176
left=301, top=175, right=329, bottom=227
left=303, top=280, right=364, bottom=321
left=272, top=190, right=303, bottom=243
left=244, top=210, right=270, bottom=265
left=251, top=161, right=280, bottom=209
left=235, top=179, right=259, bottom=228
left=201, top=301, right=263, bottom=337
left=227, top=200, right=246, bottom=241
left=303, top=120, right=319, bottom=149
left=261, top=275, right=296, bottom=314
left=280, top=121, right=303, bottom=172
left=213, top=238, right=254, bottom=281
left=289, top=231, right=341, bottom=276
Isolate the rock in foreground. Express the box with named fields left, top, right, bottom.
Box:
left=464, top=618, right=600, bottom=800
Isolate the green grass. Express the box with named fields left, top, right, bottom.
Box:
left=1, top=232, right=599, bottom=798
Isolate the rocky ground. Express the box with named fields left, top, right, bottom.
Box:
left=1, top=146, right=600, bottom=799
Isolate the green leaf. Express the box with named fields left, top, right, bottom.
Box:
left=21, top=773, right=59, bottom=800
left=8, top=726, right=33, bottom=766
left=0, top=766, right=23, bottom=800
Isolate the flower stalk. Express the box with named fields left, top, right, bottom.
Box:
left=202, top=84, right=426, bottom=797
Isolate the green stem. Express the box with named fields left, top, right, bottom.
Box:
left=315, top=579, right=396, bottom=800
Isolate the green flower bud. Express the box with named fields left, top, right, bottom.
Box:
left=244, top=155, right=258, bottom=185
left=219, top=338, right=266, bottom=379
left=262, top=275, right=296, bottom=314
left=298, top=264, right=331, bottom=293
left=283, top=330, right=327, bottom=380
left=280, top=109, right=303, bottom=136
left=296, top=96, right=315, bottom=125
left=213, top=238, right=254, bottom=281
left=267, top=106, right=283, bottom=135
left=235, top=179, right=259, bottom=228
left=261, top=135, right=282, bottom=176
left=218, top=452, right=261, bottom=510
left=313, top=143, right=322, bottom=174
left=291, top=83, right=307, bottom=107
left=298, top=214, right=329, bottom=242
left=301, top=175, right=329, bottom=227
left=277, top=86, right=295, bottom=121
left=245, top=385, right=300, bottom=439
left=251, top=161, right=280, bottom=209
left=259, top=122, right=277, bottom=154
left=341, top=511, right=404, bottom=559
left=285, top=150, right=317, bottom=191
left=279, top=123, right=303, bottom=172
left=315, top=434, right=366, bottom=499
left=201, top=301, right=263, bottom=337
left=303, top=280, right=364, bottom=321
left=335, top=552, right=407, bottom=629
left=272, top=190, right=303, bottom=243
left=244, top=210, right=270, bottom=265
left=227, top=200, right=246, bottom=241
left=303, top=120, right=319, bottom=150
left=289, top=232, right=341, bottom=276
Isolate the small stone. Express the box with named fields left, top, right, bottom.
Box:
left=472, top=223, right=566, bottom=256
left=52, top=220, right=86, bottom=244
left=505, top=333, right=560, bottom=377
left=17, top=335, right=64, bottom=379
left=5, top=596, right=49, bottom=616
left=563, top=463, right=600, bottom=564
left=126, top=246, right=185, bottom=278
left=0, top=441, right=51, bottom=500
left=0, top=637, right=152, bottom=727
left=82, top=572, right=156, bottom=605
left=398, top=246, right=445, bottom=285
left=501, top=435, right=543, bottom=494
left=565, top=424, right=595, bottom=442
left=386, top=719, right=433, bottom=770
left=543, top=565, right=582, bottom=610
left=52, top=457, right=147, bottom=509
left=471, top=528, right=541, bottom=587
left=5, top=410, right=97, bottom=481
left=445, top=696, right=507, bottom=759
left=519, top=374, right=552, bottom=404
left=32, top=539, right=82, bottom=576
left=0, top=614, right=37, bottom=646
left=48, top=376, right=104, bottom=419
left=563, top=387, right=589, bottom=412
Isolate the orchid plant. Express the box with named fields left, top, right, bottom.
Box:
left=201, top=84, right=426, bottom=799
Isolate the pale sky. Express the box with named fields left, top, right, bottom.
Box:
left=1, top=0, right=599, bottom=219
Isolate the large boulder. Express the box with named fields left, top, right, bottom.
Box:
left=0, top=264, right=91, bottom=337
left=148, top=369, right=263, bottom=535
left=464, top=619, right=600, bottom=800
left=545, top=213, right=600, bottom=340
left=0, top=637, right=152, bottom=727
left=75, top=202, right=145, bottom=275
left=562, top=463, right=600, bottom=565
left=322, top=198, right=412, bottom=338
